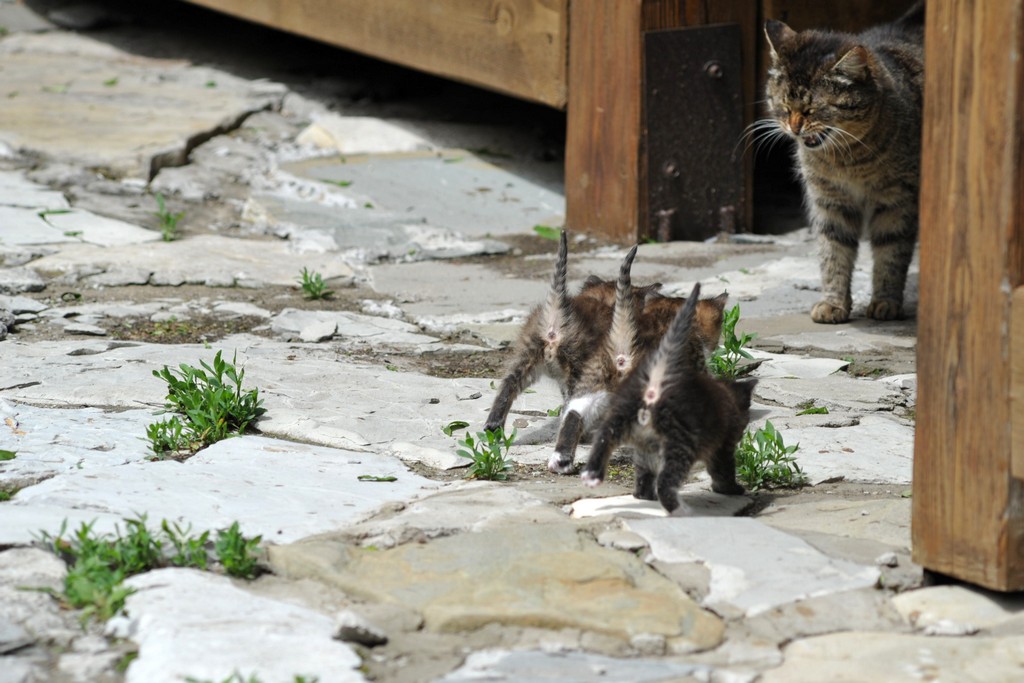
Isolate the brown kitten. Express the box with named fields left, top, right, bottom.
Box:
left=484, top=230, right=614, bottom=433
left=761, top=1, right=924, bottom=323
left=580, top=283, right=757, bottom=513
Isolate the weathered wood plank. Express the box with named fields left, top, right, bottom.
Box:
left=182, top=0, right=568, bottom=107
left=913, top=0, right=1024, bottom=590
left=565, top=0, right=756, bottom=243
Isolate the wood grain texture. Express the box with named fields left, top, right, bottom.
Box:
left=565, top=0, right=756, bottom=243
left=913, top=0, right=1024, bottom=590
left=1012, top=287, right=1024, bottom=480
left=564, top=0, right=646, bottom=242
left=182, top=0, right=568, bottom=107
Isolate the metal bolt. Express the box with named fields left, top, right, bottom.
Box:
left=704, top=61, right=723, bottom=79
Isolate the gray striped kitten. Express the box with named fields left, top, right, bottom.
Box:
left=762, top=2, right=924, bottom=323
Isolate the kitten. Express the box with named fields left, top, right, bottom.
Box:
left=580, top=283, right=757, bottom=514
left=548, top=256, right=728, bottom=474
left=762, top=1, right=924, bottom=323
left=484, top=231, right=663, bottom=433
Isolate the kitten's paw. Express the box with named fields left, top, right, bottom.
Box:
left=811, top=301, right=850, bottom=324
left=866, top=298, right=903, bottom=321
left=711, top=481, right=745, bottom=496
left=667, top=502, right=694, bottom=517
left=580, top=470, right=603, bottom=487
left=547, top=451, right=574, bottom=475
left=483, top=420, right=503, bottom=434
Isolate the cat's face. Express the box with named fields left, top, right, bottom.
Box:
left=763, top=20, right=878, bottom=152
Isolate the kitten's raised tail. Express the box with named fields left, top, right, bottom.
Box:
left=548, top=229, right=572, bottom=326
left=608, top=244, right=640, bottom=374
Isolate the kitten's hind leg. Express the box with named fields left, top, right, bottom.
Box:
left=550, top=392, right=609, bottom=474
left=484, top=354, right=540, bottom=433
left=655, top=444, right=697, bottom=514
left=633, top=466, right=656, bottom=500
left=707, top=443, right=745, bottom=496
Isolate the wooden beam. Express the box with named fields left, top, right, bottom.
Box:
left=564, top=0, right=756, bottom=243
left=182, top=0, right=568, bottom=108
left=912, top=0, right=1024, bottom=590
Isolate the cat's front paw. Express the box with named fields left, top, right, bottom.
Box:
left=580, top=470, right=603, bottom=487
left=811, top=300, right=850, bottom=324
left=866, top=298, right=903, bottom=321
left=547, top=451, right=574, bottom=475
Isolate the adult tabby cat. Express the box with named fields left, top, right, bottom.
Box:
left=762, top=1, right=924, bottom=323
left=580, top=283, right=756, bottom=513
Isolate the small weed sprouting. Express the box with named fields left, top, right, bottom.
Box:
left=215, top=522, right=263, bottom=579
left=161, top=520, right=210, bottom=570
left=154, top=193, right=185, bottom=242
left=37, top=516, right=260, bottom=623
left=457, top=428, right=516, bottom=481
left=735, top=420, right=808, bottom=491
left=148, top=350, right=265, bottom=459
left=36, top=517, right=162, bottom=624
left=297, top=267, right=334, bottom=300
left=708, top=303, right=755, bottom=380
left=146, top=416, right=194, bottom=458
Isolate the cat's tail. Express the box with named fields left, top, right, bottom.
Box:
left=550, top=229, right=572, bottom=319
left=643, top=282, right=701, bottom=388
left=606, top=244, right=640, bottom=375
left=540, top=229, right=573, bottom=337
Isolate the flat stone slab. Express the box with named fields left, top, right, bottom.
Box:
left=26, top=234, right=354, bottom=289
left=0, top=337, right=560, bottom=461
left=757, top=495, right=912, bottom=552
left=0, top=32, right=285, bottom=178
left=0, top=399, right=155, bottom=488
left=269, top=522, right=724, bottom=650
left=763, top=414, right=914, bottom=485
left=331, top=482, right=558, bottom=548
left=124, top=568, right=364, bottom=683
left=437, top=649, right=718, bottom=683
left=760, top=632, right=1024, bottom=683
left=285, top=151, right=564, bottom=238
left=892, top=586, right=1024, bottom=634
left=625, top=517, right=880, bottom=618
left=4, top=435, right=439, bottom=545
left=270, top=308, right=443, bottom=349
left=570, top=483, right=752, bottom=520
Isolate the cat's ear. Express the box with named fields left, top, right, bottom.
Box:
left=764, top=20, right=796, bottom=59
left=833, top=45, right=871, bottom=82
left=709, top=292, right=729, bottom=310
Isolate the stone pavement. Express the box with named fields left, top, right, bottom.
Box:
left=0, top=2, right=1020, bottom=682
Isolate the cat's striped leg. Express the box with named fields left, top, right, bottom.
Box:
left=866, top=207, right=917, bottom=320
left=550, top=392, right=609, bottom=474
left=655, top=442, right=697, bottom=515
left=484, top=354, right=541, bottom=433
left=809, top=199, right=861, bottom=324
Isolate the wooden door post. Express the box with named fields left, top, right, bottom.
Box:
left=913, top=0, right=1024, bottom=590
left=564, top=0, right=756, bottom=243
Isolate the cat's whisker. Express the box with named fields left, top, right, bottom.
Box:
left=829, top=125, right=874, bottom=156
left=735, top=119, right=779, bottom=156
